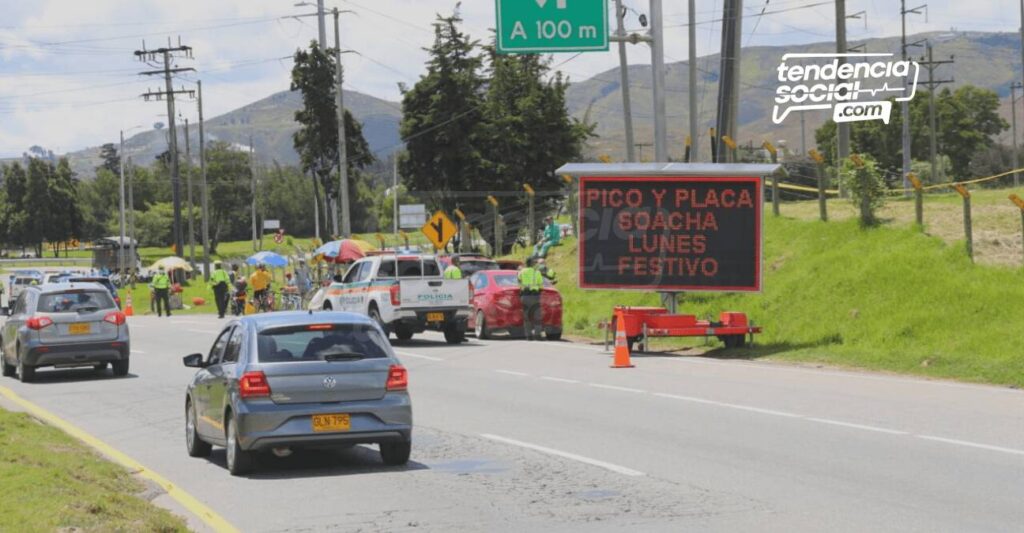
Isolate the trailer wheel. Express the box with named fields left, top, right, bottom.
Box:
left=722, top=335, right=746, bottom=349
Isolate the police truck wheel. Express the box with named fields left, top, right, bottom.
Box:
left=395, top=328, right=413, bottom=341
left=474, top=311, right=489, bottom=340
left=444, top=326, right=464, bottom=345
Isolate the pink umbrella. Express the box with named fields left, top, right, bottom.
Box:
left=315, top=239, right=377, bottom=263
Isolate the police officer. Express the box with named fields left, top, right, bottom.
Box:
left=536, top=257, right=557, bottom=285
left=517, top=257, right=544, bottom=341
left=443, top=257, right=463, bottom=280
left=152, top=266, right=171, bottom=317
left=209, top=261, right=231, bottom=319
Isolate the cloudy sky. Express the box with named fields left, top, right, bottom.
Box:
left=0, top=0, right=1014, bottom=158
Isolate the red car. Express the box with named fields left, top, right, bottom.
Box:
left=468, top=270, right=562, bottom=340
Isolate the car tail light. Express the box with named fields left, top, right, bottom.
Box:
left=389, top=285, right=400, bottom=306
left=104, top=311, right=126, bottom=326
left=26, top=316, right=53, bottom=330
left=239, top=371, right=271, bottom=398
left=386, top=364, right=408, bottom=391
left=308, top=324, right=333, bottom=331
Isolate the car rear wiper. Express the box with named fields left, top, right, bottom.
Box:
left=321, top=351, right=366, bottom=361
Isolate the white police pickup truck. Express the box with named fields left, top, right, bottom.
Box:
left=319, top=254, right=471, bottom=344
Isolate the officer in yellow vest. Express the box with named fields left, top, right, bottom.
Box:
left=443, top=257, right=463, bottom=280
left=151, top=266, right=171, bottom=317
left=517, top=257, right=545, bottom=340
left=209, top=261, right=231, bottom=319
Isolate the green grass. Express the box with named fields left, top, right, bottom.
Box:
left=539, top=215, right=1024, bottom=388
left=0, top=409, right=187, bottom=532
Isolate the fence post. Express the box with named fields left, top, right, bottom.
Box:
left=1010, top=194, right=1024, bottom=266
left=524, top=184, right=535, bottom=247
left=722, top=135, right=737, bottom=164
left=908, top=172, right=924, bottom=229
left=809, top=149, right=827, bottom=222
left=563, top=174, right=577, bottom=239
left=954, top=184, right=972, bottom=262
left=763, top=141, right=779, bottom=216
left=486, top=195, right=500, bottom=257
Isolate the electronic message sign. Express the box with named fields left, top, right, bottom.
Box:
left=578, top=176, right=763, bottom=292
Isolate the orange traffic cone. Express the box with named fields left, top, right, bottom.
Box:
left=610, top=310, right=634, bottom=368
left=124, top=290, right=134, bottom=317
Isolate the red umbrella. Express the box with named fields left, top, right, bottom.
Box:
left=315, top=239, right=376, bottom=263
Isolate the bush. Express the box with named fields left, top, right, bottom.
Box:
left=840, top=155, right=885, bottom=226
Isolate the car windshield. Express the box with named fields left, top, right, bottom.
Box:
left=38, top=290, right=115, bottom=313
left=257, top=324, right=391, bottom=363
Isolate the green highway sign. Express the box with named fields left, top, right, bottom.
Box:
left=496, top=0, right=609, bottom=54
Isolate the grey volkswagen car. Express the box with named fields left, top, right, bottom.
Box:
left=182, top=311, right=413, bottom=475
left=1, top=283, right=130, bottom=382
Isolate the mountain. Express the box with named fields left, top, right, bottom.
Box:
left=63, top=89, right=402, bottom=177
left=565, top=31, right=1024, bottom=160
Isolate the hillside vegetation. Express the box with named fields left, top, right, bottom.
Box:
left=545, top=214, right=1024, bottom=388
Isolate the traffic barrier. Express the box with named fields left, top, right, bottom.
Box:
left=124, top=291, right=133, bottom=317
left=610, top=309, right=634, bottom=369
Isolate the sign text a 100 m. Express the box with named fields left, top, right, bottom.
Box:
left=496, top=0, right=609, bottom=54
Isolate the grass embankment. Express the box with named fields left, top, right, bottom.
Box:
left=544, top=215, right=1024, bottom=388
left=0, top=409, right=187, bottom=531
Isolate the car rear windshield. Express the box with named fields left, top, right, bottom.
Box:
left=69, top=278, right=115, bottom=291
left=37, top=290, right=116, bottom=313
left=257, top=324, right=391, bottom=363
left=397, top=259, right=440, bottom=277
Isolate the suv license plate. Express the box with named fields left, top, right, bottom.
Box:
left=68, top=323, right=91, bottom=335
left=426, top=312, right=444, bottom=322
left=312, top=413, right=350, bottom=433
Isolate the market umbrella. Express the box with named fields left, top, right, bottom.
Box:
left=315, top=239, right=376, bottom=263
left=151, top=256, right=193, bottom=272
left=246, top=251, right=288, bottom=268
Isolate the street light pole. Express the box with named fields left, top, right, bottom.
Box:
left=334, top=8, right=351, bottom=237
left=118, top=130, right=127, bottom=279
left=650, top=0, right=667, bottom=162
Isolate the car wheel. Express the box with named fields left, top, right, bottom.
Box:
left=379, top=440, right=411, bottom=466
left=443, top=325, right=464, bottom=344
left=474, top=311, right=489, bottom=340
left=225, top=414, right=254, bottom=476
left=111, top=358, right=130, bottom=377
left=1, top=349, right=14, bottom=378
left=17, top=355, right=34, bottom=383
left=546, top=329, right=562, bottom=341
left=368, top=306, right=387, bottom=333
left=394, top=328, right=413, bottom=341
left=185, top=399, right=212, bottom=458
left=93, top=362, right=108, bottom=372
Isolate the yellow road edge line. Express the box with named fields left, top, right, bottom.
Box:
left=0, top=385, right=239, bottom=533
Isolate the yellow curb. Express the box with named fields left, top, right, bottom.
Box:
left=0, top=386, right=239, bottom=533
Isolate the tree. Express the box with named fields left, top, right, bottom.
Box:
left=841, top=155, right=885, bottom=227
left=937, top=85, right=1007, bottom=179
left=24, top=157, right=52, bottom=257
left=291, top=41, right=376, bottom=234
left=0, top=163, right=28, bottom=250
left=205, top=142, right=253, bottom=253
left=98, top=143, right=120, bottom=175
left=47, top=159, right=82, bottom=256
left=400, top=14, right=487, bottom=214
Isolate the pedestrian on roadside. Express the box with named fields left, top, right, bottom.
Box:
left=443, top=256, right=463, bottom=279
left=151, top=265, right=171, bottom=317
left=532, top=216, right=562, bottom=258
left=209, top=261, right=231, bottom=319
left=517, top=257, right=544, bottom=341
left=295, top=258, right=311, bottom=296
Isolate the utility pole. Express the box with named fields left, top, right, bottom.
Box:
left=1020, top=0, right=1024, bottom=174
left=136, top=40, right=194, bottom=258
left=800, top=110, right=807, bottom=155
left=334, top=8, right=351, bottom=237
left=918, top=43, right=954, bottom=183
left=127, top=157, right=136, bottom=286
left=650, top=0, right=667, bottom=162
left=614, top=0, right=636, bottom=162
left=183, top=118, right=196, bottom=272
left=118, top=130, right=127, bottom=279
left=316, top=0, right=326, bottom=48
left=715, top=0, right=743, bottom=163
left=1012, top=82, right=1022, bottom=186
left=901, top=1, right=927, bottom=190
left=197, top=80, right=210, bottom=281
left=688, top=0, right=699, bottom=162
left=392, top=155, right=399, bottom=234
left=249, top=136, right=257, bottom=252
left=835, top=0, right=850, bottom=166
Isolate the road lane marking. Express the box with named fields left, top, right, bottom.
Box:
left=184, top=328, right=219, bottom=335
left=393, top=350, right=443, bottom=362
left=916, top=435, right=1024, bottom=456
left=805, top=417, right=908, bottom=435
left=588, top=383, right=646, bottom=393
left=654, top=393, right=802, bottom=418
left=495, top=370, right=530, bottom=377
left=131, top=349, right=146, bottom=354
left=0, top=385, right=238, bottom=533
left=480, top=433, right=644, bottom=477
left=540, top=376, right=580, bottom=384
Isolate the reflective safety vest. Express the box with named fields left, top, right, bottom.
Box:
left=443, top=265, right=463, bottom=280
left=518, top=267, right=544, bottom=292
left=152, top=273, right=170, bottom=289
left=210, top=268, right=230, bottom=286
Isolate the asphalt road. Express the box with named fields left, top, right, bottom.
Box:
left=2, top=315, right=1022, bottom=532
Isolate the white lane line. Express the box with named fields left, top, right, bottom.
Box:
left=540, top=376, right=580, bottom=384
left=130, top=349, right=146, bottom=354
left=393, top=350, right=443, bottom=362
left=916, top=435, right=1024, bottom=456
left=184, top=328, right=218, bottom=334
left=654, top=393, right=802, bottom=418
left=805, top=417, right=908, bottom=435
left=495, top=370, right=530, bottom=377
left=481, top=433, right=644, bottom=477
left=588, top=383, right=646, bottom=393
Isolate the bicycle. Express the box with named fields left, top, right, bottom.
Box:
left=254, top=289, right=275, bottom=313
left=281, top=288, right=302, bottom=311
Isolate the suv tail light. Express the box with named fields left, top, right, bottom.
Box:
left=389, top=285, right=401, bottom=306
left=239, top=371, right=271, bottom=398
left=104, top=311, right=126, bottom=326
left=26, top=316, right=54, bottom=330
left=386, top=364, right=408, bottom=391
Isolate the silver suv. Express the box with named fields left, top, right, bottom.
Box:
left=182, top=311, right=413, bottom=475
left=2, top=283, right=130, bottom=382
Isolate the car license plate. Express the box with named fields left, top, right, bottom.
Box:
left=68, top=323, right=91, bottom=335
left=426, top=312, right=444, bottom=323
left=311, top=413, right=350, bottom=433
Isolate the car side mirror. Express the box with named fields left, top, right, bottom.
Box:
left=182, top=353, right=205, bottom=368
